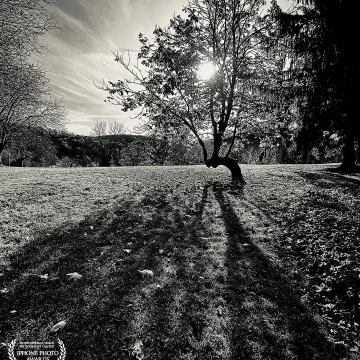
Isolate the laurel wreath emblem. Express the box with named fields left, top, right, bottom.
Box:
left=7, top=340, right=16, bottom=360
left=57, top=338, right=66, bottom=360
left=7, top=339, right=66, bottom=360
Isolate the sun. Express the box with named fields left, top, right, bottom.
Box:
left=197, top=62, right=216, bottom=81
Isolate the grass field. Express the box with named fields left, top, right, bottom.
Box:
left=0, top=164, right=359, bottom=359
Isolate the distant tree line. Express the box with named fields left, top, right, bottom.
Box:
left=0, top=124, right=343, bottom=167
left=0, top=126, right=205, bottom=167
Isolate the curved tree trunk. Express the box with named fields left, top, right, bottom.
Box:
left=219, top=157, right=245, bottom=183
left=200, top=132, right=245, bottom=182
left=208, top=156, right=245, bottom=183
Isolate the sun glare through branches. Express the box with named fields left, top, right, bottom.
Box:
left=196, top=62, right=216, bottom=80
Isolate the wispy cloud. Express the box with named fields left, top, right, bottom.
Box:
left=31, top=0, right=187, bottom=134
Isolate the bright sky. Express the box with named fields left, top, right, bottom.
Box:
left=33, top=0, right=295, bottom=135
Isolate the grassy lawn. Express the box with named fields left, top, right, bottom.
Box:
left=0, top=164, right=359, bottom=359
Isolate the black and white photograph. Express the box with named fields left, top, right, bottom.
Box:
left=0, top=0, right=359, bottom=359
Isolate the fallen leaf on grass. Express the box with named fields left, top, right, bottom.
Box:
left=313, top=283, right=325, bottom=292
left=138, top=270, right=154, bottom=278
left=25, top=273, right=49, bottom=280
left=66, top=272, right=82, bottom=280
left=131, top=340, right=144, bottom=360
left=323, top=303, right=335, bottom=310
left=50, top=320, right=66, bottom=333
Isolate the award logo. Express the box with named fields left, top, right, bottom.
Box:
left=6, top=338, right=66, bottom=360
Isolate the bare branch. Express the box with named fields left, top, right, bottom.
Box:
left=108, top=120, right=126, bottom=135
left=90, top=120, right=107, bottom=137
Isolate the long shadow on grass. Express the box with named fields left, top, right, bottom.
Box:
left=0, top=181, right=344, bottom=360
left=213, top=182, right=342, bottom=360
left=296, top=170, right=360, bottom=199
left=0, top=184, right=221, bottom=359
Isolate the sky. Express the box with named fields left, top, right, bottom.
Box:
left=33, top=0, right=295, bottom=135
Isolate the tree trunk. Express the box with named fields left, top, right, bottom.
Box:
left=0, top=143, right=4, bottom=166
left=301, top=143, right=309, bottom=164
left=280, top=142, right=287, bottom=164
left=339, top=96, right=359, bottom=172
left=0, top=131, right=7, bottom=166
left=339, top=127, right=356, bottom=171
left=13, top=155, right=26, bottom=167
left=19, top=156, right=26, bottom=167
left=209, top=156, right=245, bottom=183
left=339, top=57, right=359, bottom=172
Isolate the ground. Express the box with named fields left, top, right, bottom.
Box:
left=0, top=164, right=359, bottom=359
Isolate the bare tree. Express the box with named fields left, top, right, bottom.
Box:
left=90, top=120, right=107, bottom=137
left=0, top=62, right=67, bottom=164
left=108, top=120, right=126, bottom=135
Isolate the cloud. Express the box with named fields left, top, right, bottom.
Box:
left=33, top=0, right=188, bottom=134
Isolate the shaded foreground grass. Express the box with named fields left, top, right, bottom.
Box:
left=0, top=165, right=358, bottom=359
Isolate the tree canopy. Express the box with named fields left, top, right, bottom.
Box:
left=0, top=0, right=57, bottom=59
left=274, top=0, right=360, bottom=171
left=102, top=0, right=280, bottom=182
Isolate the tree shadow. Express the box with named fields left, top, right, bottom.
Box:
left=325, top=164, right=360, bottom=175
left=213, top=182, right=343, bottom=359
left=0, top=183, right=217, bottom=359
left=244, top=169, right=360, bottom=226
left=0, top=180, right=344, bottom=359
left=295, top=170, right=360, bottom=199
